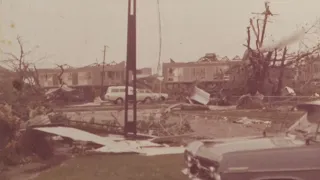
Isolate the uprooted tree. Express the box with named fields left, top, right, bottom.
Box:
left=229, top=2, right=320, bottom=96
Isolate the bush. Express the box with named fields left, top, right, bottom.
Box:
left=48, top=112, right=70, bottom=125
left=0, top=80, right=54, bottom=166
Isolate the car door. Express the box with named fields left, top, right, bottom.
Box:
left=107, top=88, right=119, bottom=101
left=118, top=87, right=126, bottom=100
left=136, top=89, right=145, bottom=101
left=144, top=89, right=155, bottom=100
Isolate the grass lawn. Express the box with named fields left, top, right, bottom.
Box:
left=34, top=154, right=186, bottom=180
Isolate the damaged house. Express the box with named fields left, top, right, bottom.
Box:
left=162, top=54, right=241, bottom=97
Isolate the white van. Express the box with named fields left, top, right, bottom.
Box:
left=104, top=86, right=157, bottom=104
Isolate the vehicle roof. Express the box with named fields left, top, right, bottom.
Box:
left=297, top=100, right=320, bottom=111
left=108, top=86, right=132, bottom=88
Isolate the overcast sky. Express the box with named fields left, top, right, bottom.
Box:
left=1, top=0, right=319, bottom=71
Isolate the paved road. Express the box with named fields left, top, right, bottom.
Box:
left=54, top=104, right=170, bottom=112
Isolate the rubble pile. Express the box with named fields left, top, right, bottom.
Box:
left=0, top=102, right=64, bottom=166
left=236, top=91, right=264, bottom=109
left=0, top=81, right=75, bottom=166
left=45, top=85, right=86, bottom=105
left=233, top=117, right=271, bottom=126
left=0, top=104, right=21, bottom=160
left=137, top=112, right=193, bottom=136
left=66, top=109, right=193, bottom=137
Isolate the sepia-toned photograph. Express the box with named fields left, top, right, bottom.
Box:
left=1, top=0, right=320, bottom=179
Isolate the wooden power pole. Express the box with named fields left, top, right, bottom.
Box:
left=124, top=0, right=137, bottom=137
left=100, top=45, right=107, bottom=98
left=251, top=2, right=278, bottom=48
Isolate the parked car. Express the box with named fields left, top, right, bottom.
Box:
left=182, top=100, right=320, bottom=180
left=104, top=86, right=157, bottom=104
left=45, top=85, right=86, bottom=105
left=140, top=89, right=169, bottom=101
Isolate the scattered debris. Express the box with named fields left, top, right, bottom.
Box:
left=65, top=108, right=194, bottom=137
left=33, top=126, right=185, bottom=156
left=45, top=85, right=86, bottom=105
left=45, top=85, right=74, bottom=96
left=150, top=133, right=195, bottom=145
left=236, top=91, right=264, bottom=109
left=190, top=86, right=210, bottom=105
left=282, top=86, right=296, bottom=96
left=233, top=117, right=271, bottom=126
left=21, top=115, right=51, bottom=129
left=139, top=146, right=185, bottom=156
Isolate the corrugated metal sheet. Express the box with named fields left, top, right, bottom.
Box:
left=34, top=127, right=113, bottom=146
left=34, top=126, right=184, bottom=155
left=139, top=147, right=185, bottom=156
left=190, top=86, right=210, bottom=105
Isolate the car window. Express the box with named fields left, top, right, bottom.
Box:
left=110, top=89, right=119, bottom=93
left=137, top=89, right=144, bottom=93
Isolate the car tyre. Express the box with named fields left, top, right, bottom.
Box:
left=144, top=97, right=152, bottom=104
left=160, top=96, right=166, bottom=101
left=115, top=98, right=124, bottom=105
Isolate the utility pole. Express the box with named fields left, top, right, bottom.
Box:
left=252, top=1, right=278, bottom=48
left=124, top=0, right=137, bottom=137
left=100, top=45, right=107, bottom=98
left=156, top=0, right=164, bottom=94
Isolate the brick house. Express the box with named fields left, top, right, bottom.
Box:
left=37, top=61, right=126, bottom=88
left=162, top=60, right=241, bottom=83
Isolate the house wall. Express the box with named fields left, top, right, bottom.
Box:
left=298, top=60, right=320, bottom=81
left=138, top=67, right=152, bottom=75
left=37, top=61, right=127, bottom=87
left=162, top=61, right=241, bottom=83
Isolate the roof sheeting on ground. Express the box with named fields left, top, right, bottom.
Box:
left=34, top=126, right=113, bottom=146
left=33, top=126, right=184, bottom=155
left=139, top=147, right=185, bottom=156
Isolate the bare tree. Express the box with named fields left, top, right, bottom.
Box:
left=0, top=35, right=48, bottom=89
left=234, top=2, right=320, bottom=95
left=55, top=64, right=66, bottom=87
